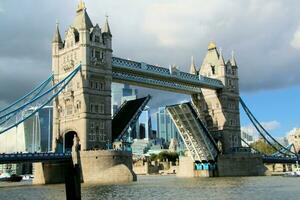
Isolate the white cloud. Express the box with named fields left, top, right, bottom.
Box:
left=290, top=26, right=300, bottom=49
left=241, top=120, right=280, bottom=138
left=143, top=0, right=236, bottom=47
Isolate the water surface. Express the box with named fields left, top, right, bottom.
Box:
left=0, top=175, right=299, bottom=200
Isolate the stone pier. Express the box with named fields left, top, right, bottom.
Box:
left=177, top=154, right=267, bottom=177
left=33, top=150, right=136, bottom=184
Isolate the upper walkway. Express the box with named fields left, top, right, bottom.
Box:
left=112, top=57, right=224, bottom=94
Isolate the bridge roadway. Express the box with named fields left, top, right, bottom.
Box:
left=262, top=155, right=299, bottom=164
left=0, top=152, right=298, bottom=165
left=112, top=57, right=224, bottom=94
left=0, top=152, right=72, bottom=164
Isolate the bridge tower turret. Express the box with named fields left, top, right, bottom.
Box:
left=194, top=42, right=241, bottom=153
left=51, top=1, right=112, bottom=151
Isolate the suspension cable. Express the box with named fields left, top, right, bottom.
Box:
left=0, top=74, right=53, bottom=115
left=0, top=65, right=81, bottom=134
left=239, top=97, right=296, bottom=156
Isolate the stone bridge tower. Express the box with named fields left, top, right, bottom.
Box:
left=51, top=1, right=112, bottom=151
left=191, top=42, right=241, bottom=153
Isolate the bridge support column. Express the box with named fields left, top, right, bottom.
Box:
left=177, top=155, right=217, bottom=177
left=33, top=150, right=136, bottom=185
left=217, top=154, right=266, bottom=176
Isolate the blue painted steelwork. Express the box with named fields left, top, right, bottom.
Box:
left=112, top=57, right=224, bottom=92
left=112, top=71, right=202, bottom=94
left=271, top=144, right=296, bottom=157
left=0, top=65, right=81, bottom=134
left=0, top=152, right=72, bottom=164
left=240, top=97, right=296, bottom=156
left=0, top=75, right=53, bottom=127
left=195, top=163, right=216, bottom=170
left=166, top=102, right=218, bottom=162
left=0, top=75, right=53, bottom=118
left=116, top=95, right=151, bottom=142
left=262, top=155, right=299, bottom=164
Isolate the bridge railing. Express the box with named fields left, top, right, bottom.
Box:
left=112, top=71, right=202, bottom=93
left=112, top=57, right=223, bottom=89
left=0, top=152, right=72, bottom=164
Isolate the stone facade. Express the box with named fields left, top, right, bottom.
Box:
left=287, top=128, right=300, bottom=153
left=192, top=42, right=241, bottom=153
left=217, top=154, right=266, bottom=176
left=52, top=2, right=112, bottom=150
left=33, top=150, right=136, bottom=184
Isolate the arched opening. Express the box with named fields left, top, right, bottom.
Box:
left=64, top=131, right=78, bottom=152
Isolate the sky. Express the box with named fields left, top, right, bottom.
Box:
left=0, top=0, right=300, bottom=137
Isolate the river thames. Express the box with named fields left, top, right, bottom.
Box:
left=0, top=175, right=299, bottom=200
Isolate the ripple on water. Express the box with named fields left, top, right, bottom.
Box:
left=0, top=176, right=299, bottom=200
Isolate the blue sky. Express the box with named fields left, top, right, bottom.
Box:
left=240, top=86, right=300, bottom=137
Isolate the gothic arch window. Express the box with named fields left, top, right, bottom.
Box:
left=76, top=101, right=81, bottom=110
left=74, top=31, right=79, bottom=42
left=211, top=66, right=216, bottom=75
left=95, top=35, right=100, bottom=43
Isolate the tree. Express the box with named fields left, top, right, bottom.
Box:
left=250, top=139, right=277, bottom=155
left=149, top=151, right=179, bottom=162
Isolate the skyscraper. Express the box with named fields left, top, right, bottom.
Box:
left=156, top=106, right=182, bottom=147
left=138, top=106, right=152, bottom=139
left=111, top=83, right=152, bottom=140
left=0, top=106, right=53, bottom=153
left=111, top=83, right=138, bottom=115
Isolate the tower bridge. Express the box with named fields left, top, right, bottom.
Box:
left=0, top=0, right=298, bottom=187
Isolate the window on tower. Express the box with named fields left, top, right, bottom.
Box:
left=99, top=104, right=104, bottom=114
left=211, top=66, right=216, bottom=75
left=95, top=36, right=100, bottom=43
left=95, top=50, right=101, bottom=59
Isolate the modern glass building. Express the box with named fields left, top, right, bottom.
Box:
left=111, top=83, right=152, bottom=140
left=156, top=106, right=183, bottom=148
left=0, top=106, right=53, bottom=153
left=111, top=83, right=138, bottom=115
left=138, top=106, right=152, bottom=139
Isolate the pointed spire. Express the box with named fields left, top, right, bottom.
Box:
left=72, top=1, right=93, bottom=30
left=52, top=21, right=62, bottom=44
left=218, top=48, right=225, bottom=66
left=189, top=56, right=197, bottom=74
left=208, top=41, right=217, bottom=50
left=230, top=50, right=237, bottom=66
left=103, top=15, right=112, bottom=36
left=77, top=0, right=86, bottom=13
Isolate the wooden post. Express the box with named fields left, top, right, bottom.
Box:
left=65, top=164, right=81, bottom=200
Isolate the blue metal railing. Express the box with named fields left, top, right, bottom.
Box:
left=0, top=152, right=72, bottom=164
left=112, top=57, right=224, bottom=89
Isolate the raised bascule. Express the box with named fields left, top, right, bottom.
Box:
left=0, top=0, right=299, bottom=187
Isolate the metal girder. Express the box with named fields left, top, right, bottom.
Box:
left=112, top=57, right=224, bottom=93
left=112, top=71, right=202, bottom=94
left=166, top=102, right=218, bottom=162
left=0, top=152, right=72, bottom=164
left=262, top=156, right=299, bottom=164
left=0, top=65, right=81, bottom=134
